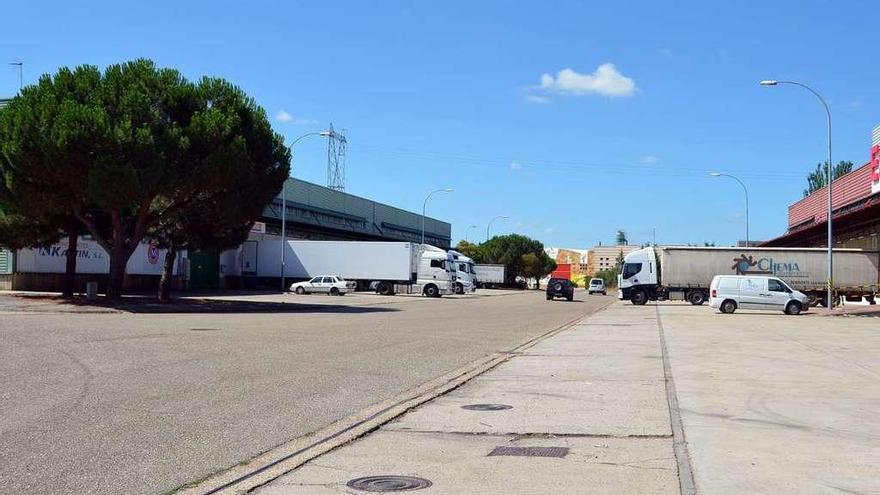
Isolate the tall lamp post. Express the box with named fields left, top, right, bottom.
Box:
left=760, top=79, right=833, bottom=308
left=486, top=215, right=509, bottom=241
left=710, top=172, right=749, bottom=246
left=421, top=188, right=453, bottom=245
left=465, top=225, right=478, bottom=243
left=281, top=130, right=333, bottom=292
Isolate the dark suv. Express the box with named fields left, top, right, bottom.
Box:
left=546, top=278, right=575, bottom=301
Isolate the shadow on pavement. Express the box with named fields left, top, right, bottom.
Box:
left=4, top=295, right=399, bottom=314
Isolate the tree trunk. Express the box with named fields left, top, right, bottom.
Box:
left=106, top=237, right=128, bottom=300
left=62, top=230, right=78, bottom=298
left=158, top=245, right=177, bottom=302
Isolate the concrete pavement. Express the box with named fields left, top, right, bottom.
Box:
left=0, top=289, right=611, bottom=494
left=257, top=302, right=680, bottom=495
left=257, top=301, right=880, bottom=495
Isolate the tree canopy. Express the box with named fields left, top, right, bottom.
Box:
left=466, top=233, right=556, bottom=286
left=804, top=160, right=853, bottom=197
left=0, top=59, right=290, bottom=299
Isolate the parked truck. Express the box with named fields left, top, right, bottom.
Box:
left=449, top=250, right=477, bottom=294
left=474, top=264, right=506, bottom=289
left=254, top=240, right=455, bottom=297
left=618, top=246, right=879, bottom=307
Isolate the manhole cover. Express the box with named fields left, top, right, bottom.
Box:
left=488, top=446, right=569, bottom=458
left=346, top=475, right=432, bottom=492
left=461, top=404, right=513, bottom=411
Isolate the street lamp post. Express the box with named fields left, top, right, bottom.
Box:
left=760, top=79, right=833, bottom=308
left=465, top=225, right=478, bottom=243
left=710, top=172, right=749, bottom=246
left=486, top=215, right=509, bottom=241
left=421, top=188, right=453, bottom=245
left=281, top=130, right=333, bottom=292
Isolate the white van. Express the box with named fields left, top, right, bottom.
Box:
left=709, top=275, right=809, bottom=315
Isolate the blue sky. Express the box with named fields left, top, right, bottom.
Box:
left=3, top=1, right=879, bottom=248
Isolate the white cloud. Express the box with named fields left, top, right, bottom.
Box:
left=524, top=94, right=550, bottom=104
left=510, top=161, right=522, bottom=170
left=275, top=110, right=317, bottom=125
left=641, top=155, right=659, bottom=164
left=538, top=63, right=636, bottom=97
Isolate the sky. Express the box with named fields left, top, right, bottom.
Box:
left=3, top=0, right=879, bottom=248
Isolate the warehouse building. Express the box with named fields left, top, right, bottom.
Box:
left=763, top=125, right=880, bottom=249
left=0, top=177, right=452, bottom=291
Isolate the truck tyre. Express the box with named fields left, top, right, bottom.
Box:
left=687, top=290, right=706, bottom=306
left=546, top=294, right=552, bottom=300
left=720, top=299, right=736, bottom=314
left=295, top=286, right=305, bottom=295
left=785, top=301, right=802, bottom=315
left=567, top=294, right=574, bottom=302
left=424, top=284, right=439, bottom=298
left=455, top=283, right=464, bottom=295
left=806, top=294, right=819, bottom=307
left=329, top=287, right=340, bottom=296
left=377, top=282, right=394, bottom=296
left=631, top=290, right=648, bottom=306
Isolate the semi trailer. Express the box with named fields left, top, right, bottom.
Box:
left=254, top=240, right=456, bottom=297
left=474, top=264, right=506, bottom=288
left=618, top=246, right=879, bottom=307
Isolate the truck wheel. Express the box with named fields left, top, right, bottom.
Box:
left=377, top=282, right=394, bottom=296
left=806, top=294, right=819, bottom=307
left=720, top=299, right=736, bottom=314
left=329, top=287, right=340, bottom=296
left=687, top=290, right=706, bottom=306
left=455, top=283, right=464, bottom=295
left=631, top=290, right=648, bottom=306
left=295, top=287, right=305, bottom=295
left=424, top=284, right=439, bottom=298
left=785, top=301, right=802, bottom=315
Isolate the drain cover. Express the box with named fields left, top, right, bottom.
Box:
left=461, top=404, right=513, bottom=411
left=488, top=446, right=569, bottom=458
left=346, top=475, right=432, bottom=492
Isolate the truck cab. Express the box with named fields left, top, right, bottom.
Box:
left=417, top=247, right=455, bottom=297
left=617, top=247, right=658, bottom=304
left=448, top=250, right=477, bottom=294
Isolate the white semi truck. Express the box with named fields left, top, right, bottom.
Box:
left=254, top=240, right=456, bottom=297
left=618, top=246, right=879, bottom=307
left=474, top=264, right=506, bottom=288
left=449, top=250, right=477, bottom=294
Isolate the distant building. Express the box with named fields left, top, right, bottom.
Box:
left=762, top=124, right=880, bottom=250
left=585, top=245, right=640, bottom=275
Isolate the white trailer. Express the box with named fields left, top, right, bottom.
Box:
left=619, top=246, right=879, bottom=307
left=254, top=240, right=455, bottom=297
left=474, top=264, right=506, bottom=288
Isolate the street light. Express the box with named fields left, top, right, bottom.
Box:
left=465, top=225, right=478, bottom=242
left=486, top=215, right=509, bottom=241
left=421, top=188, right=453, bottom=245
left=710, top=172, right=749, bottom=246
left=760, top=79, right=833, bottom=308
left=280, top=130, right=333, bottom=292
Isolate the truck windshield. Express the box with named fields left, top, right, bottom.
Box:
left=622, top=262, right=642, bottom=279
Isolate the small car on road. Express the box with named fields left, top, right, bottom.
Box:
left=588, top=278, right=606, bottom=295
left=709, top=275, right=808, bottom=315
left=546, top=278, right=575, bottom=301
left=290, top=275, right=356, bottom=295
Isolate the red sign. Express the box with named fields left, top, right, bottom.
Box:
left=871, top=144, right=880, bottom=195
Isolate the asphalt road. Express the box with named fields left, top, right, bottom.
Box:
left=0, top=290, right=613, bottom=494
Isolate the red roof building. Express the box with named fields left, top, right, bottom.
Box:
left=763, top=125, right=880, bottom=249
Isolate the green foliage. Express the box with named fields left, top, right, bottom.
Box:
left=480, top=233, right=555, bottom=285
left=803, top=160, right=853, bottom=197
left=594, top=267, right=619, bottom=288
left=0, top=59, right=290, bottom=299
left=455, top=240, right=483, bottom=262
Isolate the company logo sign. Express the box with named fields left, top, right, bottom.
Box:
left=731, top=254, right=806, bottom=278
left=147, top=243, right=160, bottom=265
left=871, top=144, right=880, bottom=195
